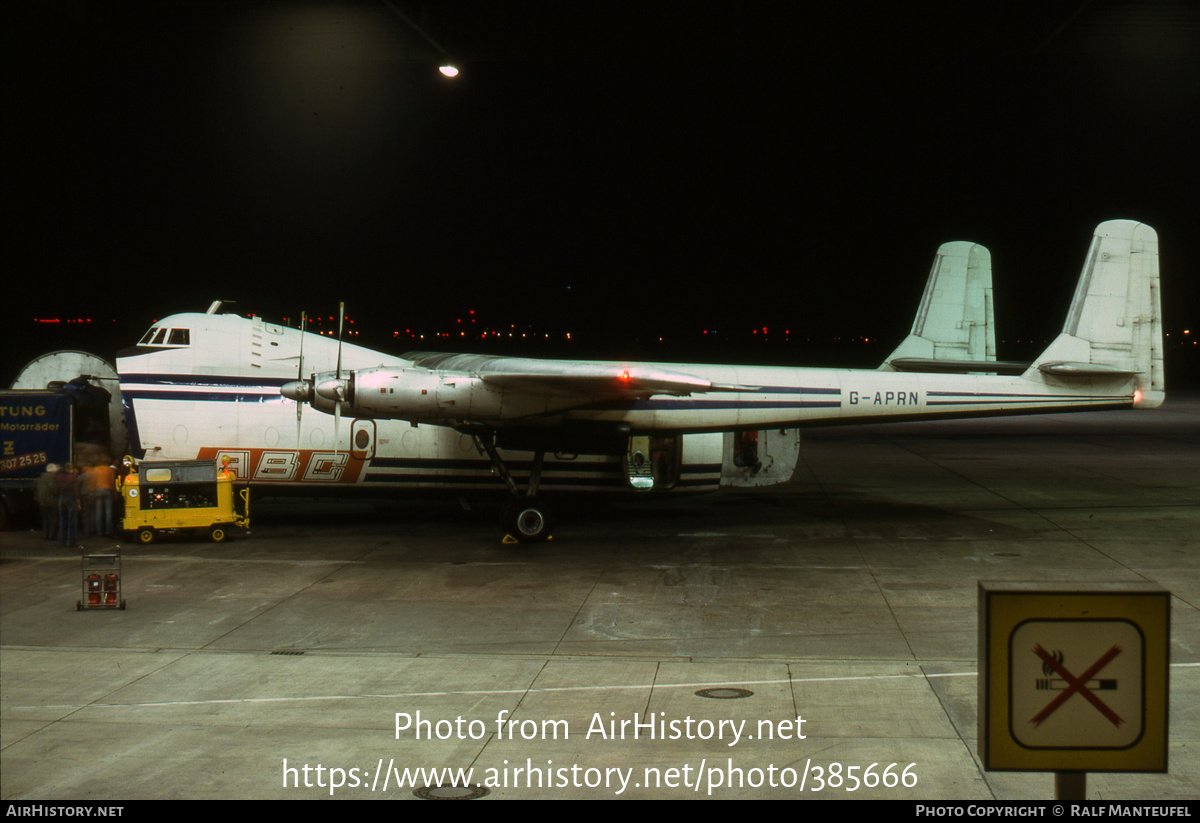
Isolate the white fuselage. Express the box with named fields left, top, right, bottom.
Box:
left=117, top=310, right=1139, bottom=497
left=116, top=313, right=790, bottom=493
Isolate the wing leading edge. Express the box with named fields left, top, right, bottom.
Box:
left=402, top=352, right=753, bottom=397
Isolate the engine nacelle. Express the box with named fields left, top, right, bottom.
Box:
left=349, top=367, right=502, bottom=421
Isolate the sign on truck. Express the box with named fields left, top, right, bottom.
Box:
left=0, top=391, right=74, bottom=528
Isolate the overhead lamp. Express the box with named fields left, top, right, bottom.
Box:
left=380, top=1, right=458, bottom=78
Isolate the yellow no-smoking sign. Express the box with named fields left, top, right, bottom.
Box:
left=979, top=583, right=1169, bottom=772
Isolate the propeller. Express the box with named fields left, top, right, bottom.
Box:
left=334, top=302, right=344, bottom=451
left=295, top=311, right=306, bottom=447
left=281, top=313, right=312, bottom=406
left=280, top=303, right=348, bottom=452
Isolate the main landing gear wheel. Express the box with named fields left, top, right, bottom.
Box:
left=473, top=431, right=555, bottom=543
left=502, top=496, right=553, bottom=543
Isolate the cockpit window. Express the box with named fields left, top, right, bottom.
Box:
left=168, top=328, right=190, bottom=345
left=139, top=327, right=160, bottom=344
left=151, top=328, right=168, bottom=345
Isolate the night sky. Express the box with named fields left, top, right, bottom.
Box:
left=5, top=1, right=1199, bottom=382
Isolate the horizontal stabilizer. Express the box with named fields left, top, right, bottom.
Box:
left=888, top=358, right=1028, bottom=375
left=1036, top=361, right=1140, bottom=378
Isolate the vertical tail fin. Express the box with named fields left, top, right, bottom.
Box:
left=881, top=240, right=995, bottom=369
left=1028, top=220, right=1164, bottom=408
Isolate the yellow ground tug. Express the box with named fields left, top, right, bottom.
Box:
left=119, top=458, right=249, bottom=543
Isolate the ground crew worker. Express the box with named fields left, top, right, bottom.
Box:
left=56, top=463, right=81, bottom=548
left=78, top=464, right=95, bottom=535
left=35, top=464, right=60, bottom=540
left=91, top=463, right=117, bottom=537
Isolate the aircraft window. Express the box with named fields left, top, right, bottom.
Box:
left=168, top=329, right=191, bottom=346
left=152, top=328, right=168, bottom=345
left=139, top=327, right=159, bottom=344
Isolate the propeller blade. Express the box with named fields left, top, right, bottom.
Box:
left=297, top=312, right=307, bottom=381
left=335, top=302, right=345, bottom=454
left=336, top=302, right=344, bottom=380
left=334, top=399, right=341, bottom=454
left=296, top=311, right=306, bottom=447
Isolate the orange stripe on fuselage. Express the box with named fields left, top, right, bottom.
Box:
left=196, top=447, right=366, bottom=484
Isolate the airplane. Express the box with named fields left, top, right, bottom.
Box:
left=113, top=233, right=1001, bottom=539
left=116, top=220, right=1163, bottom=542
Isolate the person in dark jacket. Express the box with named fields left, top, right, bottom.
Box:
left=56, top=463, right=81, bottom=548
left=35, top=464, right=60, bottom=540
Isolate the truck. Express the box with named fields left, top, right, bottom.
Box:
left=0, top=390, right=76, bottom=529
left=2, top=352, right=127, bottom=531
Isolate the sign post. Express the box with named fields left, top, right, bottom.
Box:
left=978, top=582, right=1170, bottom=799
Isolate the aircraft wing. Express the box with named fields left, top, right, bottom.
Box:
left=402, top=352, right=752, bottom=397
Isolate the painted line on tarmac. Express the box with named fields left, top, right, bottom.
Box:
left=17, top=670, right=978, bottom=709
left=22, top=662, right=1197, bottom=710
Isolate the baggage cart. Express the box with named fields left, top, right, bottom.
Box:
left=77, top=549, right=126, bottom=610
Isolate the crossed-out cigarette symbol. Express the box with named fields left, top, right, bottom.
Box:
left=1031, top=643, right=1124, bottom=728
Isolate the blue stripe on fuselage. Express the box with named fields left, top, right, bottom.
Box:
left=582, top=385, right=840, bottom=411
left=117, top=374, right=843, bottom=410
left=118, top=373, right=290, bottom=403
